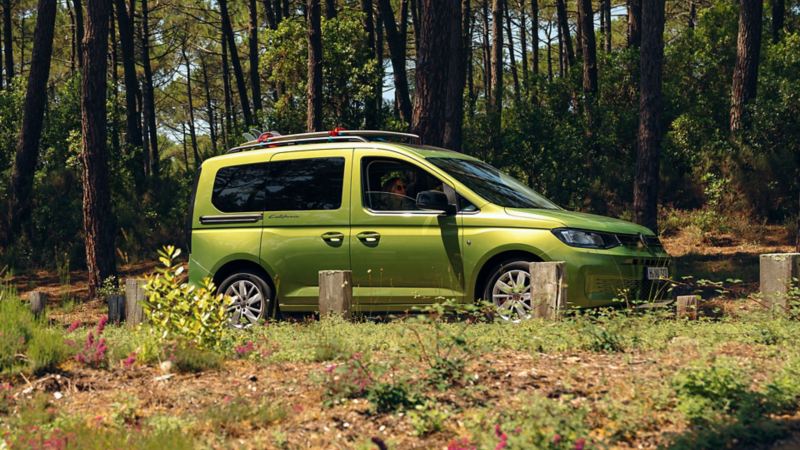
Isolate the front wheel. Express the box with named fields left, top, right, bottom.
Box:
left=481, top=260, right=534, bottom=322
left=218, top=272, right=273, bottom=327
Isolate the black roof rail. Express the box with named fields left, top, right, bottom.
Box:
left=226, top=129, right=421, bottom=154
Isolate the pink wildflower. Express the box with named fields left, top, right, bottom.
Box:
left=96, top=316, right=108, bottom=334
left=122, top=352, right=137, bottom=368
left=66, top=320, right=81, bottom=333
left=324, top=364, right=337, bottom=373
left=235, top=341, right=255, bottom=356
left=552, top=433, right=562, bottom=445
left=574, top=438, right=586, bottom=450
left=447, top=437, right=477, bottom=450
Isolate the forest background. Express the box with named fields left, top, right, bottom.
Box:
left=0, top=0, right=797, bottom=297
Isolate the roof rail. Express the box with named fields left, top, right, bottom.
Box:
left=227, top=129, right=420, bottom=154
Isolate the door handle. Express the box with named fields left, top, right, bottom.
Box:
left=357, top=231, right=381, bottom=244
left=321, top=232, right=344, bottom=244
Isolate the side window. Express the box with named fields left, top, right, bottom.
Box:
left=362, top=158, right=448, bottom=212
left=212, top=163, right=270, bottom=212
left=265, top=157, right=345, bottom=211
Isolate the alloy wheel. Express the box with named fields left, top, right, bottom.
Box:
left=491, top=268, right=532, bottom=322
left=224, top=279, right=265, bottom=327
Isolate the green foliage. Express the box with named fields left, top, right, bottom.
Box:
left=319, top=353, right=374, bottom=406
left=407, top=400, right=449, bottom=437
left=0, top=293, right=70, bottom=376
left=202, top=397, right=286, bottom=431
left=366, top=380, right=422, bottom=414
left=143, top=246, right=229, bottom=350
left=169, top=343, right=223, bottom=373
left=582, top=323, right=625, bottom=353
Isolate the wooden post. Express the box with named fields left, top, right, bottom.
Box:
left=29, top=291, right=47, bottom=318
left=107, top=294, right=126, bottom=324
left=760, top=253, right=800, bottom=311
left=318, top=270, right=352, bottom=319
left=125, top=278, right=146, bottom=327
left=529, top=262, right=567, bottom=319
left=676, top=295, right=699, bottom=320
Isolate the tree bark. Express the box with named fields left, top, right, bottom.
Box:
left=220, top=0, right=254, bottom=126
left=489, top=0, right=503, bottom=156
left=729, top=0, right=762, bottom=134
left=465, top=0, right=476, bottom=117
left=518, top=1, right=528, bottom=89
left=307, top=0, right=323, bottom=131
left=374, top=3, right=384, bottom=126
left=3, top=0, right=13, bottom=83
left=555, top=0, right=573, bottom=69
left=688, top=0, right=696, bottom=29
left=325, top=0, right=336, bottom=19
left=632, top=0, right=665, bottom=233
left=546, top=22, right=553, bottom=81
left=200, top=55, right=218, bottom=155
left=81, top=0, right=116, bottom=298
left=771, top=0, right=784, bottom=43
left=113, top=0, right=145, bottom=192
left=5, top=0, right=56, bottom=245
left=481, top=0, right=491, bottom=103
left=248, top=0, right=262, bottom=115
left=530, top=0, right=539, bottom=78
left=263, top=0, right=277, bottom=29
left=72, top=0, right=83, bottom=68
left=503, top=0, right=520, bottom=105
left=578, top=0, right=597, bottom=95
left=221, top=32, right=233, bottom=148
left=182, top=44, right=199, bottom=167
left=604, top=0, right=611, bottom=52
left=377, top=0, right=413, bottom=124
left=628, top=0, right=641, bottom=48
left=442, top=0, right=465, bottom=150
left=362, top=0, right=377, bottom=128
left=140, top=0, right=158, bottom=178
left=109, top=4, right=121, bottom=159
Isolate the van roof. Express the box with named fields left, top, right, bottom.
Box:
left=202, top=141, right=480, bottom=167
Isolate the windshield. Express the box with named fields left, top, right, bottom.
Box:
left=427, top=158, right=560, bottom=210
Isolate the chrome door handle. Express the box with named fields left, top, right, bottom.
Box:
left=357, top=231, right=380, bottom=243
left=321, top=232, right=344, bottom=244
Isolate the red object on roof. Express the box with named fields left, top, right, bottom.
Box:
left=328, top=127, right=346, bottom=137
left=257, top=132, right=274, bottom=143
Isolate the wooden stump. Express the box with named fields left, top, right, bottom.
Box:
left=107, top=294, right=126, bottom=324
left=760, top=253, right=800, bottom=311
left=318, top=270, right=352, bottom=319
left=29, top=291, right=47, bottom=319
left=125, top=279, right=146, bottom=327
left=676, top=295, right=700, bottom=320
left=529, top=262, right=567, bottom=319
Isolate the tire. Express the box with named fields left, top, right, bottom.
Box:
left=481, top=260, right=535, bottom=322
left=218, top=271, right=274, bottom=327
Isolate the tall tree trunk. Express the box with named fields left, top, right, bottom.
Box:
left=465, top=0, right=476, bottom=117
left=109, top=4, right=121, bottom=159
left=688, top=0, right=696, bottom=29
left=182, top=44, right=199, bottom=167
left=219, top=0, right=254, bottom=126
left=557, top=14, right=564, bottom=76
left=2, top=0, right=12, bottom=83
left=504, top=0, right=520, bottom=105
left=481, top=0, right=491, bottom=103
left=81, top=0, right=116, bottom=298
left=604, top=0, right=611, bottom=51
left=4, top=0, right=56, bottom=245
left=221, top=32, right=233, bottom=148
left=413, top=0, right=459, bottom=147
left=519, top=1, right=528, bottom=90
left=200, top=55, right=218, bottom=155
left=263, top=0, right=277, bottom=29
left=555, top=0, right=573, bottom=69
left=530, top=0, right=539, bottom=78
left=362, top=0, right=377, bottom=127
left=140, top=0, right=158, bottom=178
left=578, top=0, right=597, bottom=96
left=575, top=0, right=583, bottom=62
left=72, top=0, right=83, bottom=68
left=248, top=0, right=262, bottom=116
left=628, top=0, right=641, bottom=48
left=546, top=22, right=553, bottom=81
left=307, top=0, right=323, bottom=131
left=113, top=0, right=144, bottom=192
left=377, top=0, right=412, bottom=125
left=444, top=0, right=465, bottom=150
left=729, top=0, right=762, bottom=134
left=325, top=0, right=336, bottom=19
left=632, top=0, right=665, bottom=232
left=374, top=3, right=384, bottom=126
left=489, top=0, right=503, bottom=157
left=771, top=0, right=784, bottom=43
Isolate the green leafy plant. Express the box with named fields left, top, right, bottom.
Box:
left=143, top=246, right=228, bottom=350
left=97, top=276, right=124, bottom=298
left=366, top=380, right=421, bottom=414
left=169, top=343, right=224, bottom=373
left=408, top=400, right=449, bottom=436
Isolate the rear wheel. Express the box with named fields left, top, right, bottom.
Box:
left=481, top=260, right=534, bottom=322
left=218, top=272, right=273, bottom=327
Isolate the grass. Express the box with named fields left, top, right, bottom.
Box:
left=3, top=291, right=800, bottom=448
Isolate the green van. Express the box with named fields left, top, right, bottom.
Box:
left=187, top=130, right=670, bottom=325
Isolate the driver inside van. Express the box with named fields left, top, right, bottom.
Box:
left=381, top=176, right=415, bottom=210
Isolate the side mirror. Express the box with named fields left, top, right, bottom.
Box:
left=416, top=190, right=457, bottom=215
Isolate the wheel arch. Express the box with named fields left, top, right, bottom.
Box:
left=472, top=249, right=546, bottom=302
left=212, top=259, right=275, bottom=292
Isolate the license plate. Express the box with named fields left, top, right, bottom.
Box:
left=646, top=267, right=669, bottom=280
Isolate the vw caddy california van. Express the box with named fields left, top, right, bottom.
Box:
left=187, top=129, right=670, bottom=325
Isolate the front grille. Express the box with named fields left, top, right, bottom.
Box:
left=587, top=277, right=642, bottom=295
left=615, top=233, right=664, bottom=250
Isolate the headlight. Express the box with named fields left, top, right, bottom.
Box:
left=551, top=228, right=620, bottom=249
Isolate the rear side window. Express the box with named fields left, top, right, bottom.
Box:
left=212, top=163, right=270, bottom=212
left=265, top=158, right=345, bottom=211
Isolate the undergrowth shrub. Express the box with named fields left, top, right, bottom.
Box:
left=202, top=397, right=286, bottom=432
left=74, top=317, right=109, bottom=369
left=367, top=380, right=421, bottom=414
left=320, top=353, right=374, bottom=406
left=169, top=343, right=223, bottom=373
left=143, top=246, right=228, bottom=350
left=408, top=400, right=449, bottom=436
left=27, top=327, right=70, bottom=374
left=0, top=293, right=70, bottom=375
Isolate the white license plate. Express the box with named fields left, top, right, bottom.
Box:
left=646, top=267, right=669, bottom=280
